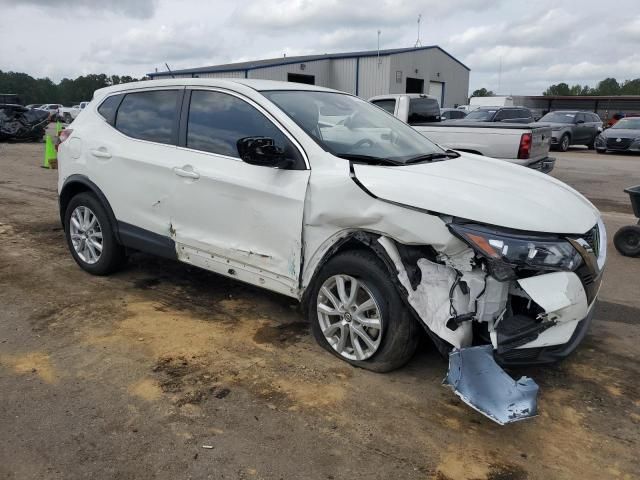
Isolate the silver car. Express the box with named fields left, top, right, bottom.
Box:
left=539, top=111, right=603, bottom=152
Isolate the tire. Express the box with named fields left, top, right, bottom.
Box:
left=614, top=225, right=640, bottom=257
left=64, top=192, right=126, bottom=275
left=559, top=134, right=570, bottom=152
left=307, top=250, right=419, bottom=373
left=587, top=137, right=596, bottom=150
left=63, top=113, right=72, bottom=123
left=596, top=149, right=606, bottom=154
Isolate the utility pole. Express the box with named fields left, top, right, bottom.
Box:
left=377, top=30, right=382, bottom=65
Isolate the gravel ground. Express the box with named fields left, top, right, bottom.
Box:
left=0, top=138, right=639, bottom=480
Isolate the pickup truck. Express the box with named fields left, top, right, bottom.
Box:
left=369, top=94, right=555, bottom=173
left=60, top=101, right=89, bottom=123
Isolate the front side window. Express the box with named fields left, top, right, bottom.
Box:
left=186, top=90, right=301, bottom=165
left=115, top=90, right=178, bottom=144
left=262, top=90, right=444, bottom=164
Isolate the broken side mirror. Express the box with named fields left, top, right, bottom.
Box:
left=236, top=137, right=294, bottom=169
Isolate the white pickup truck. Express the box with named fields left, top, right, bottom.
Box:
left=369, top=94, right=555, bottom=173
left=59, top=101, right=90, bottom=123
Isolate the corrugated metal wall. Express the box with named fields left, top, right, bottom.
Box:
left=388, top=50, right=469, bottom=107
left=198, top=71, right=246, bottom=79
left=329, top=58, right=357, bottom=94
left=357, top=56, right=390, bottom=99
left=247, top=60, right=331, bottom=85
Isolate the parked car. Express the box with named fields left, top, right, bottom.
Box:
left=371, top=94, right=554, bottom=172
left=440, top=108, right=467, bottom=120
left=39, top=104, right=63, bottom=121
left=0, top=103, right=49, bottom=141
left=538, top=111, right=603, bottom=152
left=461, top=107, right=535, bottom=124
left=60, top=101, right=90, bottom=123
left=595, top=117, right=640, bottom=153
left=26, top=104, right=43, bottom=109
left=58, top=80, right=605, bottom=420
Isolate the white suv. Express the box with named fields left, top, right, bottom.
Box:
left=58, top=79, right=606, bottom=374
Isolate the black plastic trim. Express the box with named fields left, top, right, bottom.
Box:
left=59, top=175, right=120, bottom=241
left=118, top=221, right=178, bottom=260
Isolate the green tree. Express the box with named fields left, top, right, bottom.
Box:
left=543, top=82, right=571, bottom=96
left=595, top=77, right=620, bottom=95
left=471, top=88, right=494, bottom=97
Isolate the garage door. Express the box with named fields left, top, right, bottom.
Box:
left=429, top=81, right=444, bottom=107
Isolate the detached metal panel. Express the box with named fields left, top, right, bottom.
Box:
left=357, top=56, right=390, bottom=99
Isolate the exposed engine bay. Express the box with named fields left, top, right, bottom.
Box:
left=0, top=104, right=49, bottom=142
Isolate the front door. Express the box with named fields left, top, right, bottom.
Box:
left=169, top=89, right=310, bottom=297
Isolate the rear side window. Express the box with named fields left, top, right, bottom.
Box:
left=408, top=98, right=440, bottom=124
left=97, top=95, right=122, bottom=124
left=186, top=90, right=302, bottom=165
left=115, top=90, right=179, bottom=144
left=371, top=99, right=396, bottom=115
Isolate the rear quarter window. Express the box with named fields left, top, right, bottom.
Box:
left=97, top=94, right=123, bottom=124
left=115, top=90, right=179, bottom=145
left=371, top=99, right=396, bottom=115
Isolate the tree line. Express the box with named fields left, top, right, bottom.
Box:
left=471, top=77, right=640, bottom=98
left=0, top=71, right=142, bottom=106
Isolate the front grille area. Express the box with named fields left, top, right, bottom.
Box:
left=606, top=137, right=633, bottom=149
left=582, top=225, right=600, bottom=253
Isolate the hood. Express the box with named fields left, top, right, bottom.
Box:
left=353, top=153, right=599, bottom=234
left=601, top=128, right=640, bottom=139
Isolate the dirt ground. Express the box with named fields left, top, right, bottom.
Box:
left=0, top=139, right=639, bottom=480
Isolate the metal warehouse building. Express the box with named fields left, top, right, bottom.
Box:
left=147, top=46, right=470, bottom=108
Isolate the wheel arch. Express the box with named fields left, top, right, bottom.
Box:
left=59, top=175, right=120, bottom=241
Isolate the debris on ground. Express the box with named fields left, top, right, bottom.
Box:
left=0, top=104, right=49, bottom=142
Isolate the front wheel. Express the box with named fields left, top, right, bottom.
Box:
left=559, top=134, right=570, bottom=152
left=307, top=250, right=419, bottom=373
left=614, top=225, right=640, bottom=257
left=596, top=148, right=607, bottom=154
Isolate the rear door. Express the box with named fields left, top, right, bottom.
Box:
left=168, top=88, right=310, bottom=296
left=88, top=88, right=182, bottom=244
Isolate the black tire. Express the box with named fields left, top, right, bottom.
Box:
left=596, top=148, right=607, bottom=154
left=587, top=137, right=596, bottom=149
left=307, top=250, right=420, bottom=373
left=64, top=192, right=126, bottom=275
left=614, top=225, right=640, bottom=257
left=559, top=133, right=570, bottom=152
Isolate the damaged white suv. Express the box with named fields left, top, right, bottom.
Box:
left=58, top=79, right=606, bottom=376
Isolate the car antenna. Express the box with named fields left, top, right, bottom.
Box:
left=164, top=63, right=176, bottom=79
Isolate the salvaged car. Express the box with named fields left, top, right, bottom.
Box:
left=0, top=104, right=49, bottom=141
left=57, top=79, right=606, bottom=423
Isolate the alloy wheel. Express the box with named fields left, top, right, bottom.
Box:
left=316, top=274, right=383, bottom=361
left=69, top=206, right=103, bottom=264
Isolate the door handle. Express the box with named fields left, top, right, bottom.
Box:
left=173, top=165, right=200, bottom=179
left=90, top=148, right=111, bottom=159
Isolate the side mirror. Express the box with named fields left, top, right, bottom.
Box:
left=237, top=137, right=293, bottom=169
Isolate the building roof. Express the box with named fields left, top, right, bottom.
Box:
left=148, top=45, right=469, bottom=78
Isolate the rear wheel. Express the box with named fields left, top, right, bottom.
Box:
left=614, top=225, right=640, bottom=257
left=307, top=250, right=419, bottom=373
left=64, top=192, right=126, bottom=275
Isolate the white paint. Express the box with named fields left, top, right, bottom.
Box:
left=352, top=157, right=599, bottom=234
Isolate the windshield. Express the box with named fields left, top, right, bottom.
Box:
left=611, top=118, right=640, bottom=130
left=464, top=109, right=496, bottom=121
left=262, top=90, right=444, bottom=164
left=540, top=112, right=575, bottom=123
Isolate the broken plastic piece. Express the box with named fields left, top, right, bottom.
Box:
left=443, top=345, right=539, bottom=425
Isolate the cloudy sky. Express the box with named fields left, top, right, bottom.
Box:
left=1, top=0, right=638, bottom=95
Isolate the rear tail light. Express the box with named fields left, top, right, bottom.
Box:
left=518, top=132, right=532, bottom=159
left=56, top=128, right=73, bottom=151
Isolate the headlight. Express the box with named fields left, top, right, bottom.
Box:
left=449, top=223, right=582, bottom=279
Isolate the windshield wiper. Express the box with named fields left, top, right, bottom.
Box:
left=336, top=154, right=404, bottom=166
left=404, top=150, right=460, bottom=164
